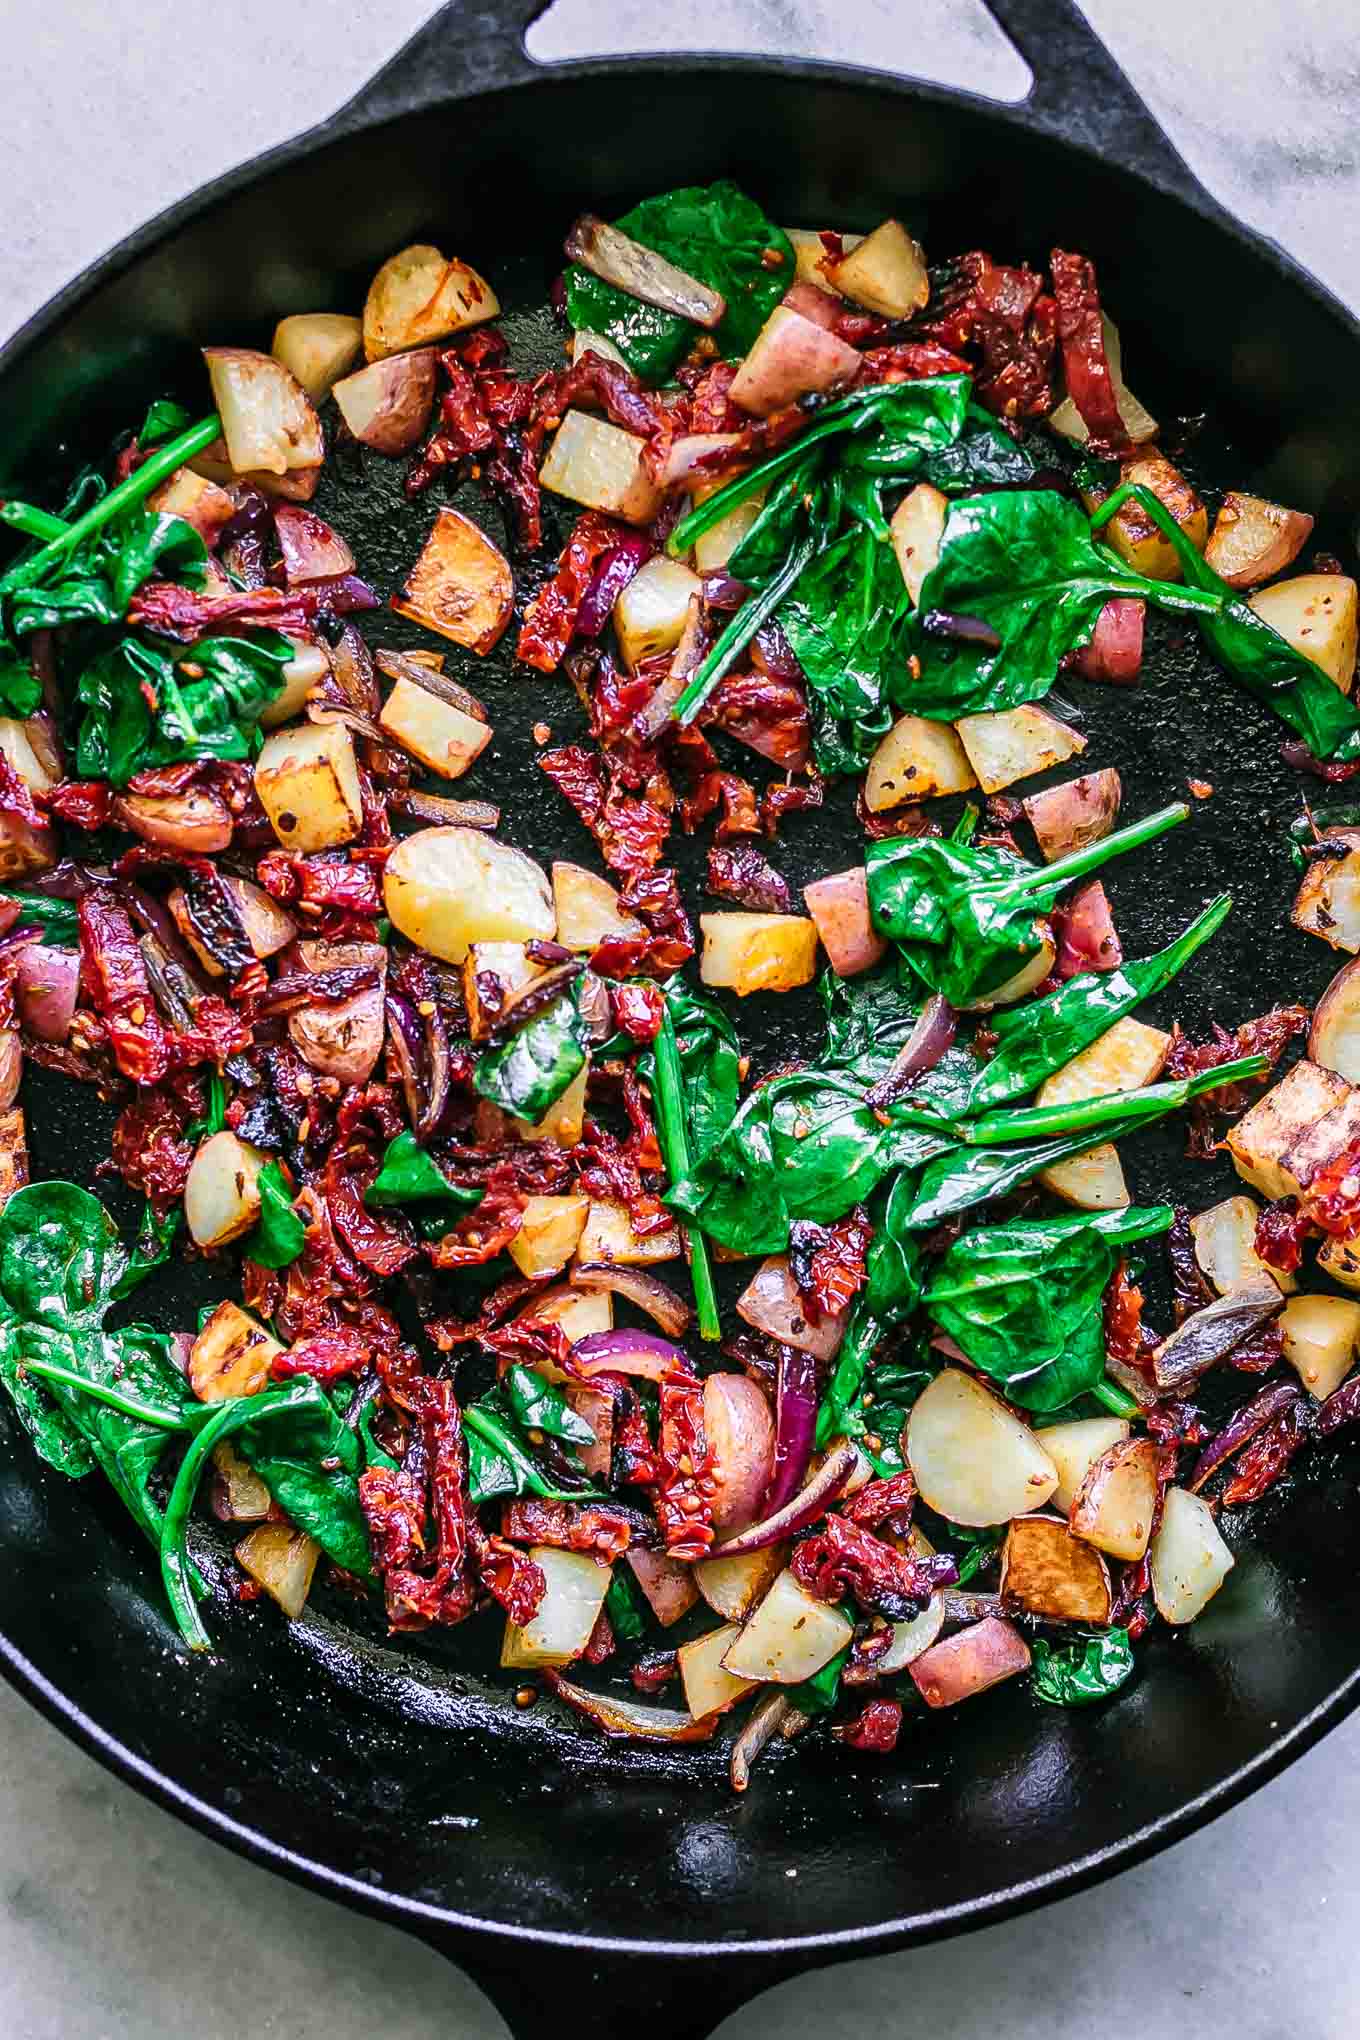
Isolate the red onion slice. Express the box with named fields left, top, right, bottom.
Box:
left=763, top=1344, right=818, bottom=1519
left=544, top=1671, right=719, bottom=1742
left=576, top=536, right=653, bottom=638
left=571, top=1329, right=694, bottom=1381
left=1189, top=1380, right=1306, bottom=1491
left=708, top=1439, right=859, bottom=1558
left=864, top=994, right=957, bottom=1110
left=569, top=1263, right=691, bottom=1337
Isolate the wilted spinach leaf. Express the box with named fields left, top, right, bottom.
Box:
left=473, top=989, right=587, bottom=1123
left=365, top=1130, right=483, bottom=1217
left=1031, top=1627, right=1136, bottom=1706
left=247, top=1161, right=306, bottom=1270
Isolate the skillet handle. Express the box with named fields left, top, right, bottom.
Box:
left=977, top=0, right=1215, bottom=209
left=332, top=0, right=551, bottom=127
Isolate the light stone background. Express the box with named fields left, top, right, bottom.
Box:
left=2, top=1, right=1360, bottom=2034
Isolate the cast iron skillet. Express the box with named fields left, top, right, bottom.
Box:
left=3, top=3, right=1360, bottom=2034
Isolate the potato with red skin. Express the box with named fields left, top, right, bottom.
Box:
left=729, top=306, right=861, bottom=417
left=1204, top=491, right=1314, bottom=589
left=626, top=1547, right=700, bottom=1627
left=736, top=1255, right=849, bottom=1361
left=703, top=1373, right=776, bottom=1533
left=1071, top=597, right=1145, bottom=682
left=1309, top=957, right=1360, bottom=1084
left=908, top=1615, right=1031, bottom=1708
left=203, top=347, right=323, bottom=479
left=112, top=788, right=233, bottom=855
left=273, top=506, right=356, bottom=583
left=333, top=350, right=438, bottom=454
left=287, top=939, right=386, bottom=1085
left=803, top=867, right=886, bottom=977
left=1068, top=1435, right=1160, bottom=1560
left=1023, top=768, right=1121, bottom=863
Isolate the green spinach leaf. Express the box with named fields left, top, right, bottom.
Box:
left=501, top=1363, right=596, bottom=1447
left=365, top=1129, right=483, bottom=1217
left=247, top=1161, right=306, bottom=1271
left=0, top=892, right=80, bottom=945
left=464, top=1393, right=600, bottom=1506
left=75, top=630, right=294, bottom=785
left=473, top=988, right=587, bottom=1122
left=1031, top=1627, right=1136, bottom=1706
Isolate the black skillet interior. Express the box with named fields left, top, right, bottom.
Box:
left=3, top=5, right=1360, bottom=2033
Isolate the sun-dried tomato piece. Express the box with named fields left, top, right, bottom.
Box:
left=788, top=1210, right=872, bottom=1321
left=358, top=1375, right=476, bottom=1631
left=792, top=1512, right=956, bottom=1620
left=468, top=1519, right=545, bottom=1627
left=1221, top=1397, right=1314, bottom=1506
left=680, top=769, right=761, bottom=841
left=428, top=1159, right=525, bottom=1267
left=1049, top=249, right=1130, bottom=456
left=1254, top=1197, right=1314, bottom=1274
left=841, top=1470, right=917, bottom=1539
left=760, top=769, right=824, bottom=837
left=608, top=979, right=665, bottom=1043
left=270, top=1326, right=371, bottom=1384
left=912, top=251, right=1057, bottom=418
left=833, top=1697, right=903, bottom=1753
left=128, top=576, right=377, bottom=641
left=78, top=893, right=171, bottom=1085
left=518, top=514, right=625, bottom=673
left=501, top=1497, right=646, bottom=1561
left=705, top=842, right=792, bottom=913
left=538, top=742, right=671, bottom=879
left=857, top=341, right=972, bottom=384
left=699, top=669, right=810, bottom=771
left=43, top=778, right=113, bottom=830
left=653, top=1372, right=716, bottom=1561
left=1103, top=1257, right=1157, bottom=1373
left=104, top=1072, right=202, bottom=1212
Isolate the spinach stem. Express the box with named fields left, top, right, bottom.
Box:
left=1092, top=1377, right=1141, bottom=1419
left=18, top=1354, right=185, bottom=1430
left=1011, top=800, right=1189, bottom=897
left=665, top=388, right=893, bottom=556
left=963, top=1053, right=1268, bottom=1146
left=0, top=413, right=221, bottom=594
left=651, top=1005, right=722, bottom=1339
left=672, top=533, right=817, bottom=726
left=0, top=502, right=69, bottom=542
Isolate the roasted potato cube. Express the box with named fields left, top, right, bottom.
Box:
left=189, top=1300, right=283, bottom=1402
left=955, top=705, right=1086, bottom=794
left=692, top=491, right=764, bottom=574
left=1292, top=832, right=1360, bottom=955
left=508, top=1195, right=590, bottom=1279
left=1150, top=1488, right=1234, bottom=1625
left=1040, top=1142, right=1129, bottom=1213
left=384, top=826, right=555, bottom=964
left=576, top=1197, right=680, bottom=1266
left=1226, top=1059, right=1350, bottom=1202
left=890, top=483, right=948, bottom=606
left=501, top=1547, right=611, bottom=1670
left=678, top=1623, right=759, bottom=1719
left=864, top=713, right=976, bottom=811
left=1281, top=1089, right=1360, bottom=1196
left=1037, top=1016, right=1170, bottom=1210
left=1000, top=1514, right=1113, bottom=1624
left=694, top=1544, right=786, bottom=1623
left=699, top=912, right=819, bottom=996
left=1317, top=1235, right=1360, bottom=1292
left=1204, top=490, right=1314, bottom=589
left=1069, top=1436, right=1160, bottom=1561
left=1034, top=1417, right=1131, bottom=1515
left=1248, top=574, right=1358, bottom=694
left=1082, top=452, right=1207, bottom=580
left=907, top=1369, right=1058, bottom=1525
left=1280, top=1291, right=1360, bottom=1400
left=379, top=675, right=492, bottom=780
left=1022, top=768, right=1121, bottom=863
left=539, top=412, right=663, bottom=525
left=254, top=723, right=363, bottom=852
left=236, top=1525, right=320, bottom=1619
left=203, top=347, right=323, bottom=479
left=271, top=312, right=363, bottom=402
left=184, top=1131, right=266, bottom=1249
left=462, top=941, right=540, bottom=1041
left=0, top=1106, right=29, bottom=1212
left=147, top=466, right=237, bottom=546
left=826, top=220, right=929, bottom=317
left=626, top=1547, right=700, bottom=1628
left=258, top=640, right=329, bottom=730
left=784, top=227, right=862, bottom=291
left=511, top=1065, right=589, bottom=1148
left=363, top=244, right=499, bottom=361
left=332, top=350, right=437, bottom=455
left=909, top=1614, right=1031, bottom=1708
left=613, top=557, right=703, bottom=668
left=721, top=1569, right=853, bottom=1684
left=1310, top=957, right=1360, bottom=1081
left=1190, top=1193, right=1295, bottom=1296
left=802, top=867, right=886, bottom=979
left=392, top=507, right=513, bottom=655
left=551, top=862, right=640, bottom=950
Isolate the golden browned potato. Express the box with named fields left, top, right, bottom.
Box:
left=1082, top=452, right=1207, bottom=580
left=508, top=1195, right=590, bottom=1279
left=1034, top=1416, right=1131, bottom=1515
left=1204, top=490, right=1314, bottom=589
left=539, top=412, right=663, bottom=525
left=576, top=1196, right=680, bottom=1266
left=363, top=244, right=500, bottom=360
left=189, top=1300, right=282, bottom=1401
left=694, top=1544, right=786, bottom=1622
left=1310, top=957, right=1360, bottom=1081
left=1000, top=1514, right=1113, bottom=1624
left=613, top=557, right=702, bottom=668
left=1279, top=1292, right=1360, bottom=1399
left=721, top=1569, right=853, bottom=1684
left=271, top=312, right=363, bottom=401
left=203, top=347, right=323, bottom=479
left=1293, top=830, right=1360, bottom=954
left=258, top=640, right=330, bottom=730
left=1068, top=1436, right=1160, bottom=1560
left=783, top=227, right=862, bottom=290
left=501, top=1547, right=612, bottom=1670
left=392, top=507, right=514, bottom=654
left=147, top=467, right=237, bottom=545
left=864, top=713, right=976, bottom=811
left=235, top=1525, right=321, bottom=1619
left=511, top=1064, right=589, bottom=1147
left=1280, top=1089, right=1360, bottom=1199
left=826, top=220, right=929, bottom=316
left=1022, top=768, right=1122, bottom=863
left=1318, top=1234, right=1360, bottom=1292
left=461, top=942, right=540, bottom=1041
left=699, top=912, right=819, bottom=996
left=1149, top=1488, right=1234, bottom=1624
left=1190, top=1193, right=1296, bottom=1296
left=955, top=705, right=1086, bottom=794
left=551, top=863, right=641, bottom=950
left=254, top=723, right=364, bottom=853
left=379, top=676, right=492, bottom=781
left=384, top=827, right=555, bottom=963
left=890, top=483, right=948, bottom=606
left=1249, top=574, right=1358, bottom=693
left=1048, top=317, right=1157, bottom=447
left=677, top=1624, right=760, bottom=1719
left=1225, top=1058, right=1350, bottom=1201
left=907, top=1369, right=1058, bottom=1525
left=1036, top=1015, right=1169, bottom=1212
left=183, top=1132, right=266, bottom=1249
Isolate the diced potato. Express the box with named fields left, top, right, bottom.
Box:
left=203, top=347, right=323, bottom=479
left=462, top=941, right=540, bottom=1041
left=907, top=1369, right=1058, bottom=1526
left=258, top=640, right=329, bottom=730
left=1281, top=1090, right=1360, bottom=1198
left=1248, top=574, right=1358, bottom=694
left=363, top=244, right=499, bottom=361
left=1310, top=958, right=1360, bottom=1081
left=271, top=311, right=364, bottom=402
left=254, top=722, right=362, bottom=853
left=1318, top=1235, right=1360, bottom=1292
left=1293, top=832, right=1360, bottom=955
left=784, top=227, right=863, bottom=291
left=693, top=492, right=764, bottom=574
left=1048, top=315, right=1157, bottom=447
left=678, top=1623, right=760, bottom=1718
left=959, top=930, right=1057, bottom=1013
left=875, top=1596, right=947, bottom=1674
left=694, top=1544, right=785, bottom=1623
left=890, top=483, right=948, bottom=607
left=613, top=557, right=702, bottom=668
left=189, top=438, right=321, bottom=502
left=721, top=1569, right=853, bottom=1684
left=501, top=1547, right=611, bottom=1670
left=0, top=719, right=57, bottom=796
left=384, top=826, right=555, bottom=963
left=392, top=507, right=514, bottom=654
left=1034, top=1417, right=1131, bottom=1515
left=1000, top=1514, right=1112, bottom=1624
left=572, top=329, right=630, bottom=369
left=626, top=1547, right=699, bottom=1628
left=705, top=1375, right=776, bottom=1534
left=909, top=1615, right=1032, bottom=1708
left=802, top=868, right=886, bottom=978
left=1082, top=452, right=1207, bottom=580
left=379, top=675, right=492, bottom=780
left=1035, top=1015, right=1169, bottom=1209
left=332, top=350, right=437, bottom=455
left=520, top=1283, right=614, bottom=1354
left=235, top=1525, right=320, bottom=1620
left=1022, top=768, right=1122, bottom=863
left=1226, top=1059, right=1351, bottom=1201
left=539, top=412, right=663, bottom=525
left=728, top=306, right=861, bottom=417
left=1280, top=1291, right=1360, bottom=1400
left=1149, top=1488, right=1234, bottom=1625
left=826, top=219, right=929, bottom=317
left=212, top=1440, right=271, bottom=1522
left=288, top=940, right=386, bottom=1085
left=1204, top=491, right=1314, bottom=589
left=1069, top=1436, right=1160, bottom=1561
left=864, top=713, right=976, bottom=811
left=1191, top=1194, right=1296, bottom=1297
left=1040, top=1143, right=1129, bottom=1213
left=146, top=467, right=236, bottom=546
left=699, top=912, right=819, bottom=996
left=511, top=1065, right=589, bottom=1148
left=184, top=1131, right=266, bottom=1250
left=576, top=1198, right=680, bottom=1266
left=955, top=705, right=1086, bottom=794
left=508, top=1195, right=589, bottom=1279
left=0, top=1106, right=29, bottom=1212
left=189, top=1299, right=282, bottom=1401
left=551, top=863, right=640, bottom=951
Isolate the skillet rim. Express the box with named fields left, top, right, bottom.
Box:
left=3, top=42, right=1360, bottom=1965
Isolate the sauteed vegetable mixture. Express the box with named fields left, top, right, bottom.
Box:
left=3, top=184, right=1360, bottom=1782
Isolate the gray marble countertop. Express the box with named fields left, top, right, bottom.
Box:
left=2, top=2, right=1359, bottom=2034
